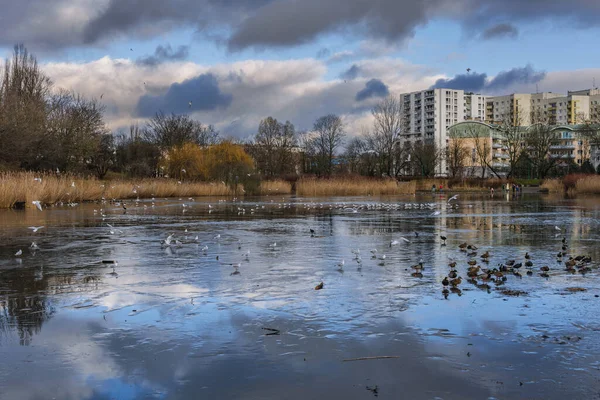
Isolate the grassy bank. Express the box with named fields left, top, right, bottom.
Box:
left=0, top=172, right=234, bottom=209
left=296, top=177, right=415, bottom=196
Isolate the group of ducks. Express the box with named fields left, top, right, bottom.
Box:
left=439, top=236, right=594, bottom=297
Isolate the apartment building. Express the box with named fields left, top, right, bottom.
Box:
left=399, top=88, right=486, bottom=174
left=448, top=121, right=590, bottom=178
left=486, top=92, right=591, bottom=126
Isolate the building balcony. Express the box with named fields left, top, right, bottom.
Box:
left=492, top=143, right=508, bottom=149
left=550, top=145, right=575, bottom=150
left=492, top=162, right=509, bottom=168
left=494, top=153, right=509, bottom=159
left=550, top=154, right=575, bottom=159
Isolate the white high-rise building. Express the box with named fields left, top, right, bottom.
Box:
left=400, top=88, right=486, bottom=175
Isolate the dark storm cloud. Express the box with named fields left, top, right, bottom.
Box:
left=2, top=0, right=600, bottom=51
left=431, top=73, right=488, bottom=92
left=341, top=64, right=361, bottom=80
left=137, top=44, right=190, bottom=66
left=81, top=0, right=269, bottom=44
left=136, top=73, right=232, bottom=117
left=227, top=0, right=433, bottom=50
left=355, top=79, right=389, bottom=101
left=485, top=65, right=546, bottom=91
left=430, top=65, right=546, bottom=92
left=481, top=23, right=518, bottom=40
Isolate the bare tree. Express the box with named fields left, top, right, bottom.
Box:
left=343, top=136, right=367, bottom=174
left=144, top=112, right=219, bottom=149
left=0, top=44, right=52, bottom=168
left=410, top=142, right=442, bottom=177
left=464, top=124, right=501, bottom=179
left=251, top=117, right=297, bottom=177
left=497, top=107, right=526, bottom=178
left=45, top=90, right=109, bottom=173
left=446, top=133, right=470, bottom=179
left=525, top=115, right=559, bottom=179
left=366, top=96, right=404, bottom=177
left=90, top=134, right=116, bottom=179
left=311, top=114, right=345, bottom=176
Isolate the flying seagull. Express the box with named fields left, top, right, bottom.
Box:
left=447, top=194, right=459, bottom=203
left=32, top=201, right=43, bottom=211
left=467, top=68, right=471, bottom=73
left=28, top=226, right=44, bottom=233
left=188, top=101, right=192, bottom=108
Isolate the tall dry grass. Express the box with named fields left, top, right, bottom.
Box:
left=415, top=179, right=448, bottom=191
left=296, top=177, right=416, bottom=196
left=540, top=178, right=563, bottom=193
left=258, top=180, right=292, bottom=195
left=574, top=175, right=600, bottom=194
left=0, top=172, right=234, bottom=208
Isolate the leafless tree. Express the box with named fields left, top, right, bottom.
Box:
left=144, top=112, right=219, bottom=149
left=310, top=114, right=345, bottom=176
left=463, top=123, right=501, bottom=179
left=45, top=90, right=109, bottom=173
left=366, top=96, right=404, bottom=177
left=525, top=121, right=560, bottom=179
left=497, top=107, right=526, bottom=178
left=410, top=141, right=443, bottom=177
left=251, top=117, right=297, bottom=177
left=343, top=136, right=366, bottom=175
left=0, top=44, right=52, bottom=169
left=446, top=132, right=470, bottom=179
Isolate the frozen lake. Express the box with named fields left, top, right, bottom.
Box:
left=1, top=192, right=600, bottom=399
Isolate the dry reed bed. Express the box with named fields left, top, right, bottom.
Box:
left=296, top=178, right=415, bottom=196
left=415, top=179, right=448, bottom=191
left=540, top=178, right=564, bottom=193
left=574, top=175, right=600, bottom=194
left=258, top=180, right=292, bottom=195
left=0, top=172, right=233, bottom=208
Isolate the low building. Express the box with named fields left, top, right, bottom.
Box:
left=448, top=121, right=593, bottom=178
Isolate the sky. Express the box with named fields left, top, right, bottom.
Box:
left=2, top=0, right=600, bottom=138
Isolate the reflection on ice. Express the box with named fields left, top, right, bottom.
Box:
left=0, top=193, right=599, bottom=399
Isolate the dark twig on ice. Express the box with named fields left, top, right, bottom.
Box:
left=262, top=327, right=280, bottom=336
left=343, top=356, right=400, bottom=362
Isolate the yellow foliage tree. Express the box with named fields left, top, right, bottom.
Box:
left=162, top=142, right=209, bottom=180
left=162, top=141, right=255, bottom=186
left=205, top=141, right=255, bottom=185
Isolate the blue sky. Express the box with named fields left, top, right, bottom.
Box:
left=2, top=0, right=600, bottom=137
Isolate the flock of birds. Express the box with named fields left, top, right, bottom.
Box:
left=10, top=192, right=597, bottom=299
left=436, top=231, right=594, bottom=298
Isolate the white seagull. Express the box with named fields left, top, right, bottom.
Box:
left=28, top=226, right=44, bottom=233
left=15, top=249, right=23, bottom=257
left=32, top=201, right=43, bottom=211
left=447, top=195, right=459, bottom=203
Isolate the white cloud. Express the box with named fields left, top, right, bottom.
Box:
left=41, top=55, right=455, bottom=138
